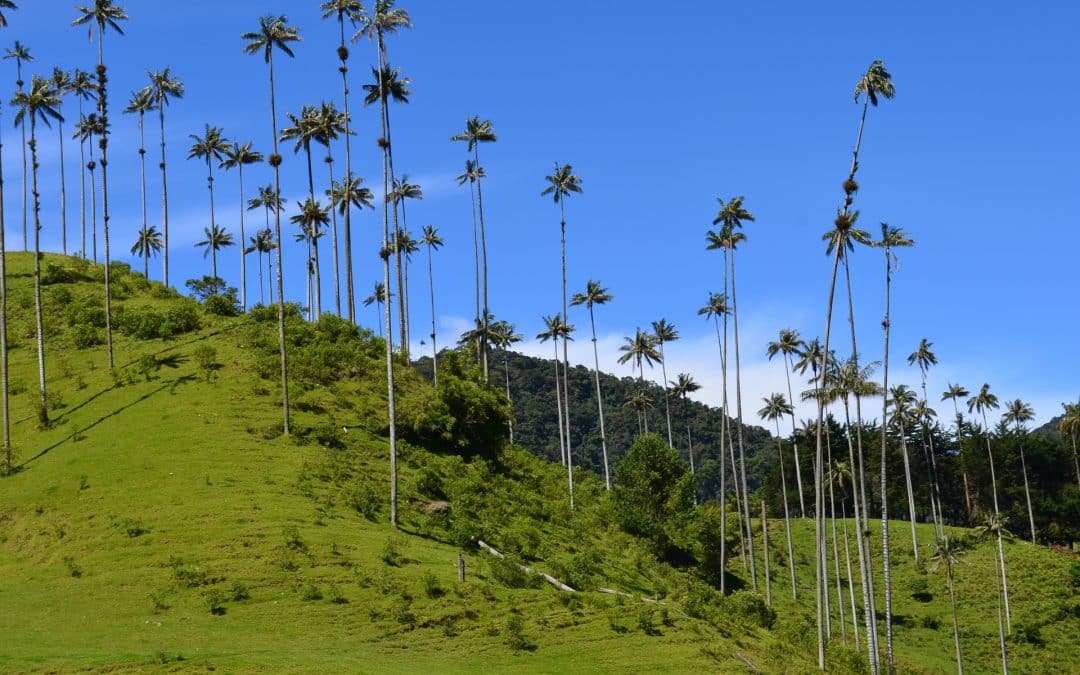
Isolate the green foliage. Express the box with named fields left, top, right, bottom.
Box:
left=502, top=613, right=532, bottom=652
left=114, top=300, right=200, bottom=340
left=488, top=553, right=542, bottom=590
left=301, top=583, right=323, bottom=601
left=612, top=434, right=694, bottom=555
left=193, top=345, right=218, bottom=381
left=230, top=581, right=250, bottom=601
left=205, top=588, right=226, bottom=615
left=1070, top=560, right=1080, bottom=588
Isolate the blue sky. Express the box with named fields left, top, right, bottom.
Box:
left=4, top=1, right=1077, bottom=426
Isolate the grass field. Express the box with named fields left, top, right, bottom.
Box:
left=0, top=253, right=1076, bottom=673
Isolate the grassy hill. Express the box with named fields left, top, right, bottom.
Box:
left=1, top=254, right=1077, bottom=673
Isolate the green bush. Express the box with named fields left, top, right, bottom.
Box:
left=70, top=324, right=102, bottom=349
left=502, top=614, right=531, bottom=652
left=721, top=590, right=776, bottom=629
left=1069, top=560, right=1080, bottom=588
left=206, top=588, right=226, bottom=615
left=489, top=553, right=541, bottom=589
left=301, top=583, right=323, bottom=601
left=612, top=434, right=694, bottom=553
left=204, top=292, right=240, bottom=317
left=43, top=262, right=76, bottom=284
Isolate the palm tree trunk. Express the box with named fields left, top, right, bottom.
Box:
left=338, top=17, right=356, bottom=324
left=58, top=110, right=68, bottom=256
left=880, top=246, right=897, bottom=673
left=981, top=412, right=1010, bottom=631
left=399, top=198, right=410, bottom=349
left=380, top=100, right=404, bottom=355
left=827, top=436, right=847, bottom=645
left=730, top=245, right=757, bottom=591
left=991, top=535, right=1009, bottom=673
left=783, top=352, right=807, bottom=517
left=841, top=502, right=860, bottom=651
left=552, top=340, right=566, bottom=466
left=774, top=418, right=798, bottom=600
left=1012, top=424, right=1037, bottom=544
left=659, top=341, right=673, bottom=447
left=0, top=107, right=10, bottom=470
left=842, top=399, right=876, bottom=668
left=18, top=63, right=26, bottom=253
left=95, top=31, right=116, bottom=371
left=302, top=145, right=320, bottom=320
left=89, top=146, right=97, bottom=263
left=328, top=159, right=340, bottom=317
left=157, top=92, right=170, bottom=287
left=377, top=31, right=399, bottom=526
left=899, top=422, right=920, bottom=557
left=137, top=113, right=147, bottom=276
left=268, top=52, right=291, bottom=436
left=503, top=352, right=514, bottom=444
left=78, top=97, right=86, bottom=260
left=588, top=305, right=610, bottom=489
left=238, top=164, right=247, bottom=311
left=468, top=176, right=479, bottom=326
left=945, top=558, right=964, bottom=674
left=28, top=122, right=47, bottom=425
left=762, top=501, right=772, bottom=606
left=687, top=421, right=696, bottom=494
left=474, top=146, right=489, bottom=371
left=426, top=243, right=437, bottom=386
left=559, top=203, right=573, bottom=510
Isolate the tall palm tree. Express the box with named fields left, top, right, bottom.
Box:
left=1002, top=399, right=1037, bottom=544
left=452, top=115, right=496, bottom=339
left=888, top=384, right=921, bottom=560
left=291, top=198, right=330, bottom=318
left=758, top=392, right=798, bottom=600
left=928, top=535, right=965, bottom=674
left=975, top=512, right=1012, bottom=673
left=457, top=158, right=483, bottom=323
left=912, top=397, right=942, bottom=534
left=51, top=68, right=72, bottom=255
left=320, top=0, right=365, bottom=322
left=329, top=172, right=374, bottom=317
left=710, top=196, right=758, bottom=592
left=358, top=0, right=411, bottom=527
left=245, top=227, right=274, bottom=305
left=188, top=124, right=231, bottom=272
left=391, top=176, right=421, bottom=344
left=4, top=40, right=31, bottom=251
left=195, top=224, right=234, bottom=279
left=942, top=383, right=974, bottom=517
left=618, top=328, right=661, bottom=435
left=538, top=313, right=575, bottom=509
left=146, top=67, right=183, bottom=286
left=767, top=328, right=808, bottom=516
left=313, top=101, right=347, bottom=317
left=73, top=0, right=128, bottom=372
left=698, top=291, right=735, bottom=593
left=570, top=279, right=613, bottom=489
left=221, top=141, right=263, bottom=312
left=280, top=105, right=321, bottom=317
left=12, top=74, right=61, bottom=425
left=73, top=113, right=101, bottom=261
left=651, top=319, right=679, bottom=447
left=363, top=282, right=389, bottom=336
left=67, top=69, right=96, bottom=260
left=542, top=162, right=582, bottom=464
left=826, top=458, right=862, bottom=650
left=0, top=0, right=15, bottom=474
left=908, top=338, right=943, bottom=534
left=123, top=87, right=153, bottom=274
left=248, top=185, right=283, bottom=302
left=670, top=373, right=701, bottom=480
left=243, top=14, right=300, bottom=436
left=129, top=225, right=161, bottom=279
left=489, top=319, right=522, bottom=444
left=420, top=225, right=443, bottom=384
left=968, top=383, right=1010, bottom=630
left=1059, top=400, right=1080, bottom=490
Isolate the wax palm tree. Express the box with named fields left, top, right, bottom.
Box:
left=975, top=512, right=1012, bottom=672
left=1002, top=399, right=1037, bottom=544
left=320, top=0, right=365, bottom=322
left=625, top=391, right=654, bottom=436
left=129, top=225, right=161, bottom=279
left=312, top=101, right=347, bottom=316
left=452, top=115, right=496, bottom=338
left=618, top=327, right=661, bottom=418
left=670, top=373, right=701, bottom=478
left=357, top=2, right=411, bottom=528
left=123, top=86, right=153, bottom=273
left=188, top=124, right=231, bottom=269
left=767, top=328, right=808, bottom=516
left=570, top=279, right=614, bottom=489
left=457, top=158, right=483, bottom=322
left=943, top=383, right=974, bottom=517
left=912, top=397, right=943, bottom=533
left=651, top=319, right=679, bottom=447
left=248, top=186, right=283, bottom=302
left=4, top=40, right=31, bottom=251
left=329, top=173, right=374, bottom=317
left=146, top=67, right=183, bottom=286
left=221, top=140, right=263, bottom=312
left=928, top=535, right=965, bottom=674
left=0, top=0, right=13, bottom=473
left=968, top=383, right=1010, bottom=630
left=73, top=0, right=128, bottom=371
left=73, top=113, right=101, bottom=261
left=826, top=457, right=862, bottom=649
left=243, top=14, right=300, bottom=436
left=698, top=290, right=735, bottom=592
left=51, top=68, right=72, bottom=254
left=538, top=313, right=576, bottom=509
left=490, top=319, right=522, bottom=444
left=908, top=338, right=943, bottom=533
left=1059, top=400, right=1080, bottom=490
left=246, top=227, right=274, bottom=305
left=363, top=281, right=390, bottom=336
left=280, top=105, right=321, bottom=315
left=420, top=225, right=443, bottom=384
left=888, top=384, right=921, bottom=560
left=542, top=162, right=582, bottom=462
left=291, top=198, right=330, bottom=318
left=759, top=392, right=798, bottom=600
left=12, top=74, right=61, bottom=425
left=67, top=69, right=96, bottom=260
left=391, top=175, right=422, bottom=345
left=195, top=224, right=234, bottom=279
left=710, top=196, right=758, bottom=592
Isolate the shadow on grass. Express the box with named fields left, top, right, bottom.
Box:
left=17, top=374, right=198, bottom=470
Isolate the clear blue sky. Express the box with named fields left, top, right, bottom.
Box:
left=4, top=1, right=1077, bottom=425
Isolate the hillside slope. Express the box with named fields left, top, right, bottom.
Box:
left=1, top=254, right=1077, bottom=673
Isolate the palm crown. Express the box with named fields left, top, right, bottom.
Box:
left=617, top=328, right=660, bottom=372
left=242, top=15, right=301, bottom=63
left=854, top=59, right=895, bottom=107
left=451, top=116, right=496, bottom=151
left=570, top=280, right=612, bottom=309
left=541, top=163, right=582, bottom=204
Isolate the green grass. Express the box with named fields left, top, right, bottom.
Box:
left=0, top=253, right=1076, bottom=673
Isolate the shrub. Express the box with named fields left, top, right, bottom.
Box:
left=301, top=583, right=323, bottom=601
left=328, top=584, right=348, bottom=604
left=502, top=614, right=532, bottom=652
left=423, top=572, right=444, bottom=599
left=43, top=262, right=75, bottom=284
left=920, top=615, right=941, bottom=630
left=62, top=556, right=83, bottom=578
left=489, top=553, right=541, bottom=590
left=206, top=588, right=226, bottom=615
left=722, top=590, right=776, bottom=629
left=230, top=581, right=250, bottom=601
left=169, top=556, right=210, bottom=588
left=193, top=345, right=218, bottom=381
left=906, top=576, right=931, bottom=602
left=185, top=276, right=229, bottom=302
left=70, top=324, right=102, bottom=349
left=1069, top=560, right=1080, bottom=588
left=347, top=479, right=380, bottom=520
left=204, top=292, right=240, bottom=317
left=612, top=434, right=693, bottom=551
left=637, top=607, right=658, bottom=635
left=393, top=596, right=416, bottom=627
left=381, top=537, right=403, bottom=567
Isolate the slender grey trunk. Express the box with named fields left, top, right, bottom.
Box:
left=783, top=352, right=807, bottom=517
left=552, top=340, right=566, bottom=466
left=426, top=242, right=437, bottom=385
left=730, top=245, right=756, bottom=589
left=1013, top=423, right=1037, bottom=545
left=18, top=62, right=26, bottom=252
left=981, top=410, right=1010, bottom=631
left=896, top=418, right=919, bottom=560
left=714, top=314, right=728, bottom=594
left=827, top=433, right=846, bottom=645
left=136, top=112, right=147, bottom=276
left=267, top=52, right=291, bottom=435
left=0, top=106, right=10, bottom=469
left=58, top=107, right=68, bottom=255
left=588, top=304, right=610, bottom=489
left=841, top=502, right=860, bottom=651
left=762, top=501, right=771, bottom=606
left=559, top=203, right=573, bottom=510
left=29, top=124, right=47, bottom=424
left=327, top=158, right=340, bottom=317
left=238, top=163, right=247, bottom=310
left=880, top=243, right=896, bottom=674
left=338, top=17, right=356, bottom=324
left=659, top=340, right=673, bottom=447
left=474, top=146, right=489, bottom=379
left=503, top=352, right=514, bottom=444
left=945, top=556, right=964, bottom=674
left=842, top=399, right=877, bottom=670
left=773, top=418, right=798, bottom=599
left=78, top=96, right=86, bottom=260
left=157, top=90, right=170, bottom=287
